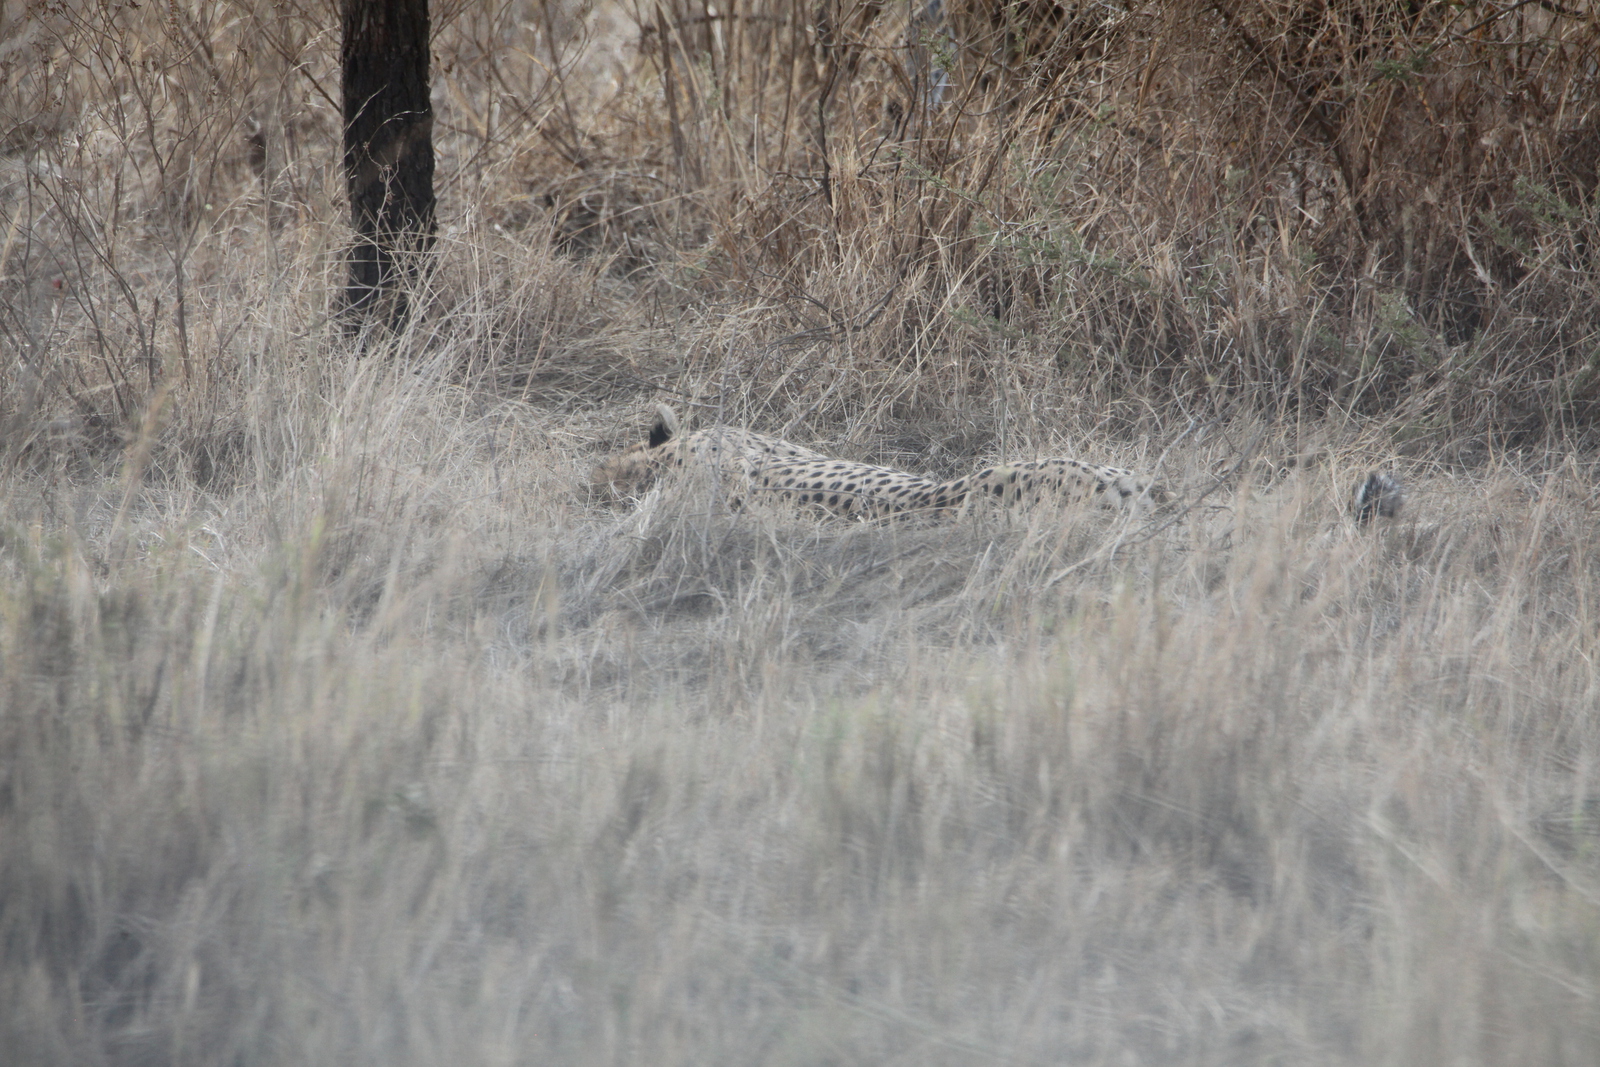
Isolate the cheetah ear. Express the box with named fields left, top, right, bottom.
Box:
left=648, top=404, right=681, bottom=449
left=1353, top=471, right=1404, bottom=523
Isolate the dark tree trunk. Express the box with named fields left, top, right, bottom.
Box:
left=341, top=0, right=435, bottom=330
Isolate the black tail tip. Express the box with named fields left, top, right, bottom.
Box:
left=1354, top=471, right=1404, bottom=524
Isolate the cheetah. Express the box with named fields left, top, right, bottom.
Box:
left=592, top=405, right=1165, bottom=518
left=1353, top=471, right=1405, bottom=523
left=591, top=404, right=830, bottom=496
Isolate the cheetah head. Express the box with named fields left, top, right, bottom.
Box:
left=591, top=404, right=680, bottom=498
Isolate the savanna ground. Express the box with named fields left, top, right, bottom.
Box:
left=3, top=1, right=1600, bottom=1063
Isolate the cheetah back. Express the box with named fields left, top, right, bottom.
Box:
left=752, top=459, right=942, bottom=517
left=926, top=458, right=1164, bottom=511
left=593, top=406, right=1163, bottom=518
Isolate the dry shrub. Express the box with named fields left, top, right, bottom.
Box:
left=1, top=1, right=342, bottom=470
left=502, top=0, right=1600, bottom=433
left=4, top=2, right=1598, bottom=456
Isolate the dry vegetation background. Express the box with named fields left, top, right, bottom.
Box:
left=3, top=0, right=1600, bottom=1062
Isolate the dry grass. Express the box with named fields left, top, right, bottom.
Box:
left=3, top=2, right=1600, bottom=1064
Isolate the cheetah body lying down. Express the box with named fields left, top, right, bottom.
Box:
left=592, top=405, right=1164, bottom=518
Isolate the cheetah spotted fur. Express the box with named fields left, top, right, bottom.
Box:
left=592, top=405, right=1166, bottom=518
